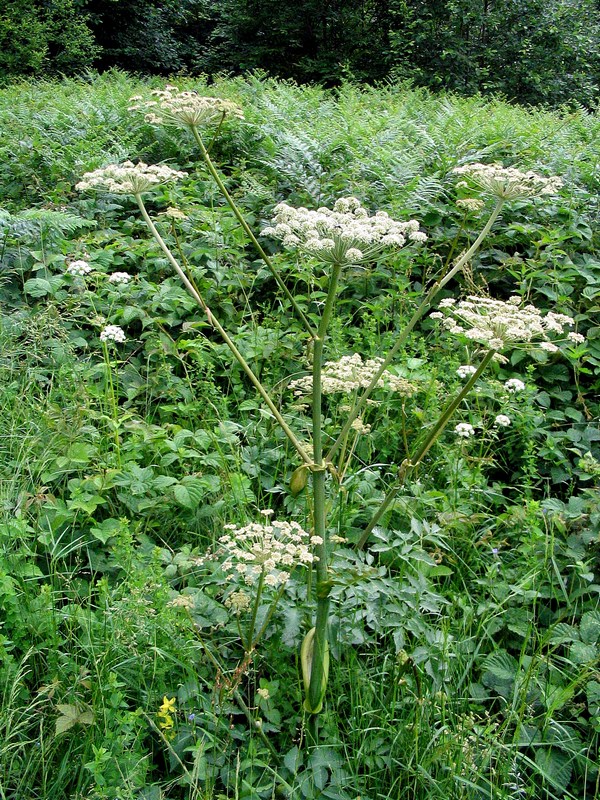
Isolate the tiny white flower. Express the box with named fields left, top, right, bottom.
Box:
left=108, top=272, right=131, bottom=284
left=494, top=414, right=511, bottom=427
left=567, top=331, right=585, bottom=345
left=100, top=325, right=126, bottom=343
left=504, top=378, right=526, bottom=393
left=455, top=423, right=475, bottom=438
left=457, top=365, right=477, bottom=379
left=66, top=260, right=92, bottom=276
left=345, top=247, right=364, bottom=262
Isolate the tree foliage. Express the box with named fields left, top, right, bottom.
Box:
left=1, top=0, right=600, bottom=107
left=0, top=0, right=99, bottom=79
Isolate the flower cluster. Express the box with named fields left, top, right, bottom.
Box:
left=76, top=161, right=186, bottom=195
left=289, top=353, right=417, bottom=397
left=66, top=260, right=92, bottom=276
left=211, top=519, right=319, bottom=588
left=456, top=198, right=485, bottom=213
left=455, top=423, right=475, bottom=438
left=129, top=85, right=244, bottom=129
left=494, top=414, right=511, bottom=427
left=157, top=696, right=176, bottom=738
left=457, top=364, right=477, bottom=379
left=453, top=163, right=563, bottom=200
left=108, top=271, right=131, bottom=284
left=504, top=378, right=526, bottom=393
left=100, top=325, right=126, bottom=343
left=432, top=296, right=577, bottom=352
left=262, top=198, right=425, bottom=266
left=224, top=590, right=252, bottom=614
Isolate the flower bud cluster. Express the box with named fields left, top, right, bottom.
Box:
left=456, top=198, right=485, bottom=213
left=262, top=198, right=425, bottom=266
left=76, top=161, right=186, bottom=195
left=209, top=519, right=320, bottom=588
left=129, top=85, right=244, bottom=129
left=289, top=353, right=417, bottom=396
left=224, top=590, right=252, bottom=614
left=453, top=163, right=563, bottom=200
left=432, top=296, right=577, bottom=352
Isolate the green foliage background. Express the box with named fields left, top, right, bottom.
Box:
left=2, top=0, right=600, bottom=107
left=0, top=72, right=598, bottom=799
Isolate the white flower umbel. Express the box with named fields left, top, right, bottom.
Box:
left=435, top=296, right=577, bottom=353
left=453, top=163, right=563, bottom=200
left=504, top=378, right=526, bottom=393
left=76, top=161, right=186, bottom=195
left=130, top=85, right=244, bottom=129
left=456, top=198, right=485, bottom=213
left=262, top=198, right=425, bottom=266
left=455, top=423, right=475, bottom=438
left=108, top=272, right=132, bottom=284
left=457, top=365, right=477, bottom=379
left=289, top=353, right=417, bottom=397
left=494, top=414, right=511, bottom=427
left=214, top=519, right=317, bottom=588
left=100, top=325, right=126, bottom=343
left=66, top=260, right=92, bottom=276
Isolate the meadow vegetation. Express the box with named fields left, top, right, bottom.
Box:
left=0, top=71, right=599, bottom=800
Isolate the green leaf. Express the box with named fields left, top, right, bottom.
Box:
left=173, top=478, right=205, bottom=509
left=481, top=649, right=519, bottom=694
left=580, top=609, right=600, bottom=645
left=535, top=747, right=572, bottom=792
left=90, top=518, right=122, bottom=544
left=55, top=704, right=94, bottom=736
left=569, top=641, right=597, bottom=664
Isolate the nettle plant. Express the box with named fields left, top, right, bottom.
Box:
left=76, top=86, right=583, bottom=741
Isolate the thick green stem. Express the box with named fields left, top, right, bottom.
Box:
left=102, top=342, right=121, bottom=467
left=326, top=198, right=505, bottom=464
left=356, top=349, right=497, bottom=550
left=190, top=126, right=316, bottom=338
left=135, top=194, right=312, bottom=466
left=306, top=261, right=342, bottom=717
left=246, top=569, right=265, bottom=652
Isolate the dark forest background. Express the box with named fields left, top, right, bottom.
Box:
left=2, top=0, right=600, bottom=107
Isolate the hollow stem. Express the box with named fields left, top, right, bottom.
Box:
left=356, top=348, right=497, bottom=550
left=306, top=261, right=342, bottom=719
left=135, top=193, right=312, bottom=466
left=190, top=125, right=316, bottom=338
left=326, top=198, right=505, bottom=464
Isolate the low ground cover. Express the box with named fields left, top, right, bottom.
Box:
left=0, top=72, right=599, bottom=800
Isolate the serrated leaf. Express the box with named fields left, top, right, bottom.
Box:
left=580, top=609, right=600, bottom=646
left=55, top=704, right=94, bottom=736
left=24, top=278, right=55, bottom=297
left=284, top=745, right=303, bottom=773
left=173, top=479, right=204, bottom=509
left=535, top=747, right=572, bottom=792
left=173, top=484, right=192, bottom=508
left=549, top=623, right=579, bottom=645
left=569, top=640, right=597, bottom=664
left=482, top=649, right=519, bottom=682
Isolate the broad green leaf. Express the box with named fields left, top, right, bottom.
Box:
left=580, top=609, right=600, bottom=645
left=535, top=747, right=572, bottom=792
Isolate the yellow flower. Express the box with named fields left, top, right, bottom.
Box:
left=159, top=696, right=176, bottom=715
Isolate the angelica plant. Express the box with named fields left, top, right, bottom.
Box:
left=76, top=87, right=573, bottom=746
